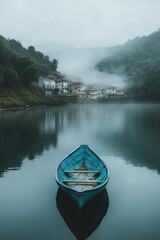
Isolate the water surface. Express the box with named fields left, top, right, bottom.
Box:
left=0, top=103, right=160, bottom=240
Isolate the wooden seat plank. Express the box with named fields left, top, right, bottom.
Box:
left=62, top=179, right=101, bottom=185
left=65, top=170, right=100, bottom=174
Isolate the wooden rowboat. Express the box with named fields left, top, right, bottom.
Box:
left=55, top=145, right=110, bottom=208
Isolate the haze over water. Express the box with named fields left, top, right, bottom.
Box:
left=0, top=103, right=160, bottom=240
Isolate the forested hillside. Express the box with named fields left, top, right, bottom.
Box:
left=0, top=35, right=58, bottom=89
left=96, top=30, right=160, bottom=99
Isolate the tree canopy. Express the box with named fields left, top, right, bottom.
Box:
left=0, top=35, right=58, bottom=89
left=96, top=30, right=160, bottom=100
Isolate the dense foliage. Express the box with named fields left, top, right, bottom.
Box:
left=96, top=30, right=160, bottom=99
left=0, top=35, right=58, bottom=88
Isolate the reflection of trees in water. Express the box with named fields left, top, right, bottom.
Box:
left=0, top=106, right=84, bottom=176
left=0, top=109, right=57, bottom=176
left=96, top=105, right=160, bottom=173
left=1, top=104, right=159, bottom=176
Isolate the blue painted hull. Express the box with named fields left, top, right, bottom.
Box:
left=59, top=183, right=107, bottom=209
left=55, top=145, right=110, bottom=208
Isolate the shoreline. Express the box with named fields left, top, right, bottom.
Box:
left=1, top=95, right=160, bottom=111
left=0, top=93, right=78, bottom=111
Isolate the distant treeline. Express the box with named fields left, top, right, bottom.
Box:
left=96, top=30, right=160, bottom=100
left=0, top=35, right=58, bottom=88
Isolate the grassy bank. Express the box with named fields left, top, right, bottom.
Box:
left=0, top=87, right=77, bottom=109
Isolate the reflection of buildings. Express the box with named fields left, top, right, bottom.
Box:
left=1, top=104, right=160, bottom=177
left=56, top=188, right=109, bottom=240
left=39, top=107, right=79, bottom=136
left=39, top=111, right=56, bottom=134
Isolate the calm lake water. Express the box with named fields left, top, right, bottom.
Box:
left=0, top=103, right=160, bottom=240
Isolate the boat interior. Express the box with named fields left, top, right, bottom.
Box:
left=57, top=145, right=108, bottom=191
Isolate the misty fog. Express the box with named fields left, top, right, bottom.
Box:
left=37, top=43, right=125, bottom=88
left=1, top=0, right=160, bottom=89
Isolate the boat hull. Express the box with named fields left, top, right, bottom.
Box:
left=55, top=145, right=110, bottom=208
left=57, top=179, right=108, bottom=209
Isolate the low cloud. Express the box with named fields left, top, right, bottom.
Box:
left=45, top=46, right=126, bottom=88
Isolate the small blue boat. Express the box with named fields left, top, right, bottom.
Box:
left=55, top=145, right=110, bottom=209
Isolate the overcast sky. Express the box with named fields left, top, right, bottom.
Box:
left=0, top=0, right=160, bottom=48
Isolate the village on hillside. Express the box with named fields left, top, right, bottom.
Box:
left=38, top=72, right=125, bottom=100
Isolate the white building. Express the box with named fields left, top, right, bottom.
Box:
left=38, top=76, right=70, bottom=95
left=93, top=88, right=116, bottom=99
left=39, top=76, right=124, bottom=98
left=55, top=79, right=69, bottom=93
left=38, top=77, right=56, bottom=95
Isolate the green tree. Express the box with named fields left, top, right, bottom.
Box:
left=0, top=65, right=5, bottom=84
left=51, top=59, right=58, bottom=71
left=44, top=55, right=49, bottom=61
left=23, top=64, right=38, bottom=86
left=0, top=34, right=59, bottom=89
left=96, top=29, right=160, bottom=99
left=3, top=68, right=20, bottom=88
left=28, top=46, right=35, bottom=52
left=8, top=39, right=23, bottom=51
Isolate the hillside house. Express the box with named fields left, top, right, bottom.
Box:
left=38, top=75, right=70, bottom=95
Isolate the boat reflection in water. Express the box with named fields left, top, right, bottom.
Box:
left=56, top=187, right=109, bottom=240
